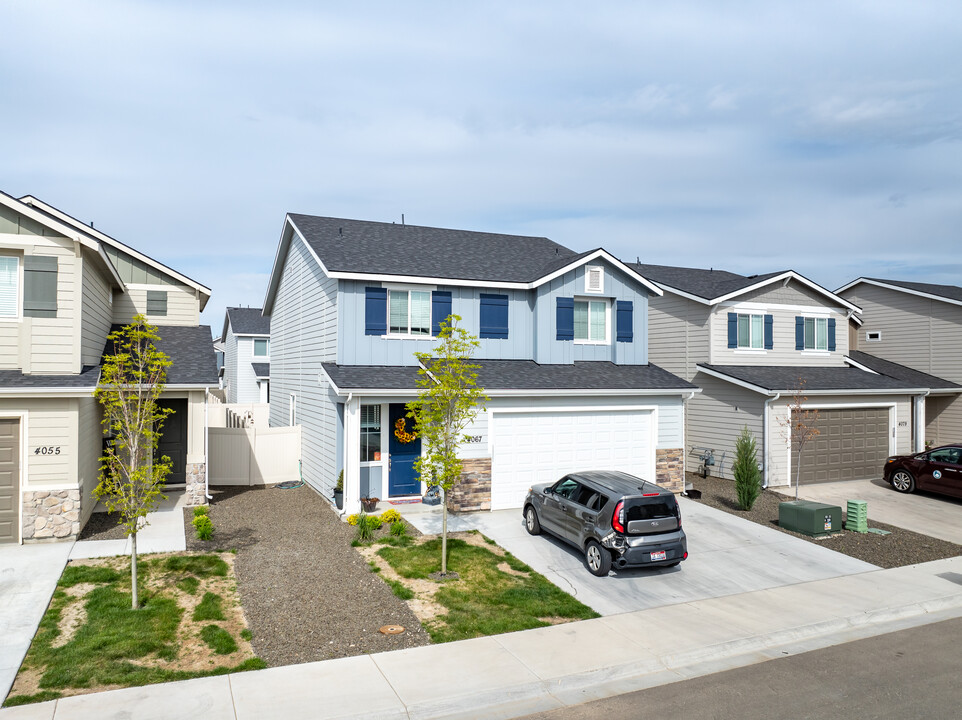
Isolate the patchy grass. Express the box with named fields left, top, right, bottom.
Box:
left=375, top=536, right=598, bottom=643
left=4, top=553, right=264, bottom=707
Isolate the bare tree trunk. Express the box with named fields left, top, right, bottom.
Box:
left=441, top=487, right=448, bottom=575
left=131, top=531, right=139, bottom=609
left=795, top=445, right=802, bottom=500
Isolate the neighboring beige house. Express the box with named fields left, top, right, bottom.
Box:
left=837, top=277, right=962, bottom=448
left=633, top=264, right=958, bottom=488
left=0, top=192, right=217, bottom=544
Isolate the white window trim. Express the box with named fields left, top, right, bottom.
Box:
left=801, top=316, right=829, bottom=352
left=585, top=265, right=604, bottom=294
left=0, top=254, right=22, bottom=322
left=386, top=287, right=434, bottom=339
left=253, top=338, right=270, bottom=358
left=866, top=331, right=882, bottom=342
left=359, top=403, right=383, bottom=467
left=735, top=312, right=765, bottom=351
left=573, top=297, right=611, bottom=345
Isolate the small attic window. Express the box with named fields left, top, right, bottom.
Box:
left=866, top=331, right=882, bottom=342
left=585, top=266, right=604, bottom=294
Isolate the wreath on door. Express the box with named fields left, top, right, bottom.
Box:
left=394, top=417, right=418, bottom=443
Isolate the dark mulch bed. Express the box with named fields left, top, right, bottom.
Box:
left=78, top=510, right=127, bottom=541
left=686, top=473, right=962, bottom=569
left=184, top=485, right=430, bottom=667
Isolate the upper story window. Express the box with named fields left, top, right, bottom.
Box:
left=479, top=294, right=508, bottom=339
left=365, top=286, right=450, bottom=338
left=574, top=299, right=608, bottom=343
left=0, top=256, right=18, bottom=318
left=737, top=314, right=764, bottom=349
left=253, top=338, right=270, bottom=357
left=389, top=289, right=431, bottom=336
left=795, top=315, right=836, bottom=352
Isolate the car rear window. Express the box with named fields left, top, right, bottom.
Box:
left=624, top=497, right=677, bottom=521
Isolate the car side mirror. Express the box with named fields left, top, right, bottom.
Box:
left=543, top=487, right=552, bottom=495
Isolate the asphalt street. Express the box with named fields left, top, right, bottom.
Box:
left=519, top=616, right=962, bottom=720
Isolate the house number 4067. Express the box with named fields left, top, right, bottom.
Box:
left=34, top=446, right=62, bottom=456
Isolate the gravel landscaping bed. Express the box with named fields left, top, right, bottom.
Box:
left=686, top=473, right=962, bottom=568
left=184, top=485, right=430, bottom=667
left=78, top=510, right=127, bottom=541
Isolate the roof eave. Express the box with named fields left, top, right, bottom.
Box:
left=836, top=277, right=962, bottom=308
left=711, top=271, right=862, bottom=313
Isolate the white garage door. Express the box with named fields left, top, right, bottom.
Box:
left=490, top=409, right=654, bottom=510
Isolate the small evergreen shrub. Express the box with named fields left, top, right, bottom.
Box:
left=347, top=513, right=361, bottom=526
left=192, top=514, right=214, bottom=541
left=380, top=508, right=403, bottom=524
left=193, top=506, right=209, bottom=517
left=733, top=425, right=762, bottom=511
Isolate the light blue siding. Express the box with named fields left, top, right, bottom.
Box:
left=360, top=466, right=383, bottom=498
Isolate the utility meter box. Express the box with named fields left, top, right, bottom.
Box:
left=778, top=501, right=842, bottom=537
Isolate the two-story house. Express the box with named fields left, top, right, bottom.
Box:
left=0, top=192, right=218, bottom=545
left=263, top=215, right=698, bottom=516
left=636, top=264, right=957, bottom=489
left=837, top=277, right=962, bottom=448
left=220, top=307, right=271, bottom=403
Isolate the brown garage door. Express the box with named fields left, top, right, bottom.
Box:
left=794, top=408, right=889, bottom=484
left=0, top=419, right=20, bottom=543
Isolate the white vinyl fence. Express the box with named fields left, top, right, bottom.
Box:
left=209, top=425, right=301, bottom=486
left=208, top=403, right=270, bottom=429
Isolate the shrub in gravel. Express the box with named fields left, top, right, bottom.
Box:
left=192, top=514, right=214, bottom=541
left=346, top=513, right=361, bottom=526
left=733, top=425, right=762, bottom=511
left=193, top=506, right=209, bottom=517
left=391, top=520, right=407, bottom=537
left=380, top=508, right=403, bottom=524
left=354, top=514, right=378, bottom=542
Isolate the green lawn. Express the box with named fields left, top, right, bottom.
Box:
left=4, top=553, right=265, bottom=708
left=376, top=536, right=599, bottom=643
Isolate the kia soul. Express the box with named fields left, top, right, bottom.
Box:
left=522, top=470, right=688, bottom=576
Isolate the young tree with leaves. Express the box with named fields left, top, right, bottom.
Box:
left=95, top=315, right=173, bottom=609
left=406, top=315, right=487, bottom=575
left=780, top=377, right=821, bottom=500
left=733, top=425, right=762, bottom=510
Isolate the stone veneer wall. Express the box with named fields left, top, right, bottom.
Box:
left=22, top=489, right=81, bottom=541
left=446, top=458, right=491, bottom=513
left=186, top=463, right=208, bottom=507
left=655, top=448, right=685, bottom=494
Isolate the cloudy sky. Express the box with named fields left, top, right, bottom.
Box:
left=3, top=1, right=960, bottom=332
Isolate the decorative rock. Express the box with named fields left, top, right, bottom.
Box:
left=22, top=488, right=83, bottom=543
left=655, top=448, right=685, bottom=494
left=446, top=459, right=492, bottom=514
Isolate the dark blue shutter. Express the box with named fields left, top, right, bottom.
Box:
left=556, top=297, right=574, bottom=341
left=727, top=313, right=737, bottom=348
left=616, top=301, right=633, bottom=342
left=365, top=287, right=387, bottom=336
left=431, top=291, right=452, bottom=335
left=795, top=317, right=805, bottom=350
left=479, top=294, right=508, bottom=339
left=828, top=318, right=836, bottom=351
left=764, top=314, right=774, bottom=350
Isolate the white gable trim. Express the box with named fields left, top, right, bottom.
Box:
left=530, top=249, right=664, bottom=296
left=711, top=271, right=861, bottom=312
left=836, top=277, right=962, bottom=308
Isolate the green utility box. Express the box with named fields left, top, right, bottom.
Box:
left=845, top=500, right=869, bottom=533
left=778, top=501, right=842, bottom=537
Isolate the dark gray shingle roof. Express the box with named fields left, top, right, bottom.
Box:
left=323, top=360, right=696, bottom=392
left=251, top=363, right=270, bottom=379
left=107, top=325, right=219, bottom=386
left=848, top=351, right=960, bottom=390
left=862, top=278, right=962, bottom=303
left=226, top=307, right=270, bottom=336
left=630, top=263, right=785, bottom=301
left=288, top=214, right=577, bottom=283
left=0, top=365, right=101, bottom=389
left=698, top=364, right=930, bottom=393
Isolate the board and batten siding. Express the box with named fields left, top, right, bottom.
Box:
left=338, top=281, right=535, bottom=366
left=112, top=284, right=200, bottom=326
left=710, top=280, right=850, bottom=366
left=647, top=292, right=710, bottom=381
left=268, top=233, right=337, bottom=495
left=80, top=248, right=113, bottom=366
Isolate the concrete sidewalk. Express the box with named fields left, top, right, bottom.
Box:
left=69, top=490, right=189, bottom=560
left=5, top=555, right=962, bottom=720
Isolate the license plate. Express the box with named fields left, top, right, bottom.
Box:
left=650, top=550, right=667, bottom=562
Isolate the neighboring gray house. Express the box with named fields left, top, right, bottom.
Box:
left=0, top=192, right=217, bottom=545
left=263, top=215, right=697, bottom=516
left=220, top=307, right=270, bottom=403
left=837, top=278, right=962, bottom=448
left=634, top=264, right=958, bottom=488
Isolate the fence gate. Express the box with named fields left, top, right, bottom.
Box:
left=209, top=425, right=301, bottom=486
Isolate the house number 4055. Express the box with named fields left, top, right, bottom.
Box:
left=34, top=446, right=62, bottom=456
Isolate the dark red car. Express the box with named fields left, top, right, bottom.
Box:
left=883, top=444, right=962, bottom=498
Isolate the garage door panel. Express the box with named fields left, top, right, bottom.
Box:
left=0, top=419, right=20, bottom=544
left=490, top=410, right=653, bottom=510
left=794, top=407, right=889, bottom=484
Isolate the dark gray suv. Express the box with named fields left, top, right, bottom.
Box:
left=522, top=470, right=688, bottom=577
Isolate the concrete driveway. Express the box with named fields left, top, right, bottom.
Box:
left=798, top=478, right=962, bottom=545
left=405, top=500, right=876, bottom=616
left=0, top=541, right=73, bottom=701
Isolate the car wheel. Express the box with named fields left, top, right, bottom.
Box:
left=585, top=540, right=612, bottom=577
left=524, top=505, right=541, bottom=535
left=892, top=469, right=915, bottom=494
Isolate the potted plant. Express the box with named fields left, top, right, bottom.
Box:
left=360, top=496, right=379, bottom=512
left=333, top=470, right=344, bottom=510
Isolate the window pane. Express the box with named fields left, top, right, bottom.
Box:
left=410, top=291, right=430, bottom=336
left=0, top=257, right=18, bottom=318
left=804, top=317, right=815, bottom=350
left=751, top=315, right=763, bottom=349
left=360, top=405, right=381, bottom=462
left=389, top=291, right=408, bottom=334
left=816, top=317, right=828, bottom=350
left=737, top=315, right=750, bottom=348
left=254, top=338, right=269, bottom=356
left=589, top=302, right=606, bottom=340
left=573, top=301, right=589, bottom=340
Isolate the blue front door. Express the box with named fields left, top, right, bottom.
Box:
left=388, top=404, right=421, bottom=496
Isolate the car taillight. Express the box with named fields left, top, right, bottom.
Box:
left=676, top=504, right=682, bottom=529
left=612, top=500, right=625, bottom=533
left=642, top=492, right=660, bottom=497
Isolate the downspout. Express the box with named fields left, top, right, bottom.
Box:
left=762, top=392, right=781, bottom=489
left=344, top=392, right=353, bottom=514
left=204, top=389, right=212, bottom=500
